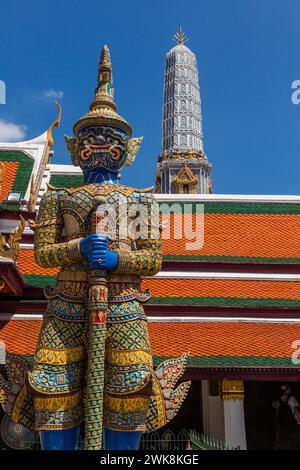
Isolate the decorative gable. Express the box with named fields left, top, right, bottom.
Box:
left=172, top=163, right=198, bottom=193
left=0, top=151, right=34, bottom=202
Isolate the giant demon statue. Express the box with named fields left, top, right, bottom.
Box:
left=0, top=45, right=190, bottom=451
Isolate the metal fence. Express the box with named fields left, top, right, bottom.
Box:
left=189, top=430, right=233, bottom=450
left=140, top=429, right=192, bottom=451
left=140, top=429, right=233, bottom=451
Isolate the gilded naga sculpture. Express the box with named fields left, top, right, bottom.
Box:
left=0, top=44, right=190, bottom=450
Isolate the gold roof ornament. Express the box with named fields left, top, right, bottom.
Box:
left=174, top=163, right=198, bottom=184
left=220, top=380, right=244, bottom=401
left=172, top=163, right=198, bottom=194
left=173, top=27, right=189, bottom=46
left=47, top=100, right=62, bottom=149
left=125, top=137, right=143, bottom=166
left=27, top=101, right=62, bottom=211
left=73, top=45, right=132, bottom=136
left=28, top=174, right=36, bottom=212
left=0, top=216, right=25, bottom=261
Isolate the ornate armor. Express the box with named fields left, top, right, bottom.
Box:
left=29, top=183, right=162, bottom=432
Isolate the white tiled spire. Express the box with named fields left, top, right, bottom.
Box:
left=162, top=43, right=203, bottom=153
left=156, top=29, right=212, bottom=194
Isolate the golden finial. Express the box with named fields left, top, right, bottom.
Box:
left=47, top=100, right=62, bottom=149
left=73, top=44, right=132, bottom=136
left=89, top=44, right=116, bottom=114
left=97, top=44, right=112, bottom=86
left=173, top=26, right=189, bottom=45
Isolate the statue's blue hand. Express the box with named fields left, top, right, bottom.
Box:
left=88, top=248, right=119, bottom=271
left=79, top=234, right=119, bottom=271
left=80, top=233, right=109, bottom=259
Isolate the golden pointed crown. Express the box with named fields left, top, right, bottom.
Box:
left=73, top=45, right=132, bottom=136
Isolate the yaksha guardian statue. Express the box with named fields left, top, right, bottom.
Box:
left=0, top=45, right=190, bottom=451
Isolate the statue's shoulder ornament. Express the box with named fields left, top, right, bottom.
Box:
left=101, top=184, right=154, bottom=198
left=45, top=183, right=155, bottom=202
left=46, top=182, right=87, bottom=194
left=46, top=183, right=61, bottom=191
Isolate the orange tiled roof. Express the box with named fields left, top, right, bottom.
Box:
left=162, top=213, right=300, bottom=260
left=0, top=320, right=41, bottom=354
left=0, top=320, right=298, bottom=367
left=149, top=322, right=298, bottom=358
left=17, top=249, right=59, bottom=276
left=16, top=213, right=300, bottom=282
left=0, top=161, right=19, bottom=201
left=142, top=278, right=300, bottom=300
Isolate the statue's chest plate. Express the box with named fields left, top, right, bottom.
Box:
left=59, top=187, right=94, bottom=236
left=58, top=184, right=142, bottom=238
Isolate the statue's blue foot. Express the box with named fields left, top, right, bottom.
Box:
left=104, top=428, right=142, bottom=450
left=40, top=425, right=80, bottom=450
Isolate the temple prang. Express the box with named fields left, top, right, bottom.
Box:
left=156, top=29, right=212, bottom=194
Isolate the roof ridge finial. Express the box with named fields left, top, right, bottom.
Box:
left=173, top=26, right=189, bottom=45
left=47, top=100, right=62, bottom=149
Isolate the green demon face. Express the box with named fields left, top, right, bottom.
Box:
left=77, top=126, right=129, bottom=172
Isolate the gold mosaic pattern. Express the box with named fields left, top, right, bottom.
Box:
left=34, top=391, right=81, bottom=411
left=34, top=190, right=78, bottom=268
left=36, top=313, right=87, bottom=350
left=106, top=320, right=151, bottom=352
left=35, top=346, right=85, bottom=365
left=106, top=349, right=152, bottom=367
left=104, top=395, right=149, bottom=432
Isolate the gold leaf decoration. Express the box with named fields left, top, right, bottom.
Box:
left=0, top=216, right=25, bottom=261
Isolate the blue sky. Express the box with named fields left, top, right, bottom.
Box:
left=0, top=0, right=299, bottom=194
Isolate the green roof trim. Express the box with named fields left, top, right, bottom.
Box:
left=158, top=201, right=300, bottom=215
left=164, top=254, right=300, bottom=264
left=23, top=274, right=56, bottom=287
left=149, top=296, right=300, bottom=308
left=0, top=203, right=23, bottom=212
left=0, top=151, right=34, bottom=198
left=49, top=174, right=83, bottom=188
left=7, top=353, right=298, bottom=370
left=153, top=355, right=299, bottom=367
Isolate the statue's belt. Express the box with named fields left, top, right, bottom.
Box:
left=57, top=271, right=140, bottom=283
left=57, top=271, right=88, bottom=282
left=55, top=272, right=150, bottom=302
